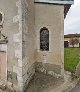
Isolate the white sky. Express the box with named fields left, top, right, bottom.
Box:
left=64, top=0, right=80, bottom=34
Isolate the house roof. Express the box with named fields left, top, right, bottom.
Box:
left=64, top=34, right=80, bottom=38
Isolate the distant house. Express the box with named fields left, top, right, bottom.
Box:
left=64, top=34, right=80, bottom=48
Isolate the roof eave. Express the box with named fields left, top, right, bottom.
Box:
left=64, top=4, right=71, bottom=18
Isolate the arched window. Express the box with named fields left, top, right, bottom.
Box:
left=40, top=27, right=49, bottom=51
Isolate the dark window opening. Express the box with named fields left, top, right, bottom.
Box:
left=64, top=41, right=69, bottom=48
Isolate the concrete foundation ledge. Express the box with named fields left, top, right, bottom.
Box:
left=35, top=62, right=62, bottom=78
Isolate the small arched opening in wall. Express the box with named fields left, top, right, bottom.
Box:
left=0, top=11, right=4, bottom=26
left=40, top=27, right=49, bottom=51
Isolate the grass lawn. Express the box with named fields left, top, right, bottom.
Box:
left=64, top=48, right=80, bottom=73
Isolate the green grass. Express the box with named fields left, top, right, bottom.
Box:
left=64, top=48, right=80, bottom=73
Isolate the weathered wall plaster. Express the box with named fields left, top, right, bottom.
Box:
left=35, top=3, right=64, bottom=76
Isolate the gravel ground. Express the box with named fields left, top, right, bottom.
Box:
left=70, top=80, right=80, bottom=92
left=25, top=72, right=64, bottom=92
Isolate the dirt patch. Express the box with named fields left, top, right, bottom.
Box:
left=25, top=72, right=64, bottom=92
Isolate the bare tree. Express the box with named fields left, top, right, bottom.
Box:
left=70, top=38, right=79, bottom=47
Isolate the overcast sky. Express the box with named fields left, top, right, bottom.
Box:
left=64, top=0, right=80, bottom=34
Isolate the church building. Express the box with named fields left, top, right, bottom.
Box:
left=0, top=0, right=73, bottom=92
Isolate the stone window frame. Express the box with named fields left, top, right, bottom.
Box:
left=37, top=27, right=51, bottom=53
left=0, top=11, right=4, bottom=26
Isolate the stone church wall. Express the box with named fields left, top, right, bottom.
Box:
left=0, top=0, right=36, bottom=91
left=35, top=3, right=64, bottom=77
left=22, top=0, right=36, bottom=91
left=0, top=0, right=20, bottom=87
left=0, top=0, right=65, bottom=92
